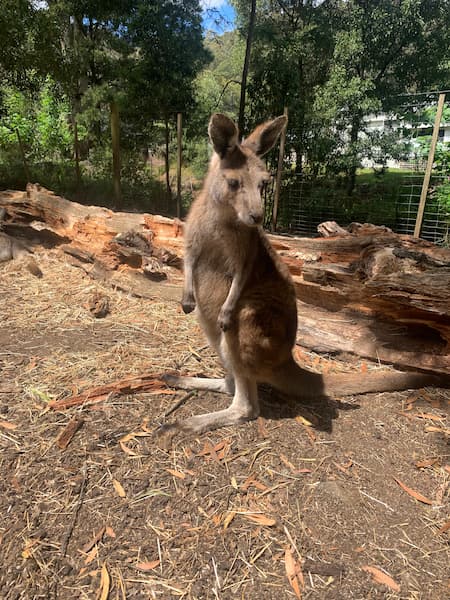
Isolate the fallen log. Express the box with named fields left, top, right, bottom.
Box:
left=1, top=187, right=449, bottom=375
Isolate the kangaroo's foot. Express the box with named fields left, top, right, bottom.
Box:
left=160, top=376, right=258, bottom=435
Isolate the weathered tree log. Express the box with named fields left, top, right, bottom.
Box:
left=1, top=187, right=449, bottom=375
left=0, top=184, right=184, bottom=295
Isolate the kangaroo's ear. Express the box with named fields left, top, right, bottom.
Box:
left=208, top=113, right=239, bottom=158
left=243, top=115, right=287, bottom=156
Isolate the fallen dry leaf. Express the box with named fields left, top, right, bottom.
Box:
left=0, top=420, right=17, bottom=430
left=97, top=563, right=110, bottom=600
left=223, top=511, right=236, bottom=530
left=425, top=426, right=450, bottom=435
left=280, top=454, right=296, bottom=472
left=84, top=546, right=98, bottom=565
left=197, top=439, right=230, bottom=462
left=437, top=521, right=450, bottom=535
left=393, top=477, right=433, bottom=505
left=362, top=565, right=400, bottom=592
left=415, top=458, right=438, bottom=469
left=296, top=415, right=312, bottom=427
left=257, top=417, right=268, bottom=438
left=112, top=479, right=126, bottom=498
left=241, top=474, right=267, bottom=492
left=244, top=513, right=276, bottom=527
left=105, top=526, right=116, bottom=538
left=285, top=545, right=303, bottom=599
left=166, top=468, right=186, bottom=479
left=136, top=560, right=160, bottom=571
left=22, top=539, right=40, bottom=559
left=412, top=413, right=445, bottom=421
left=80, top=527, right=106, bottom=554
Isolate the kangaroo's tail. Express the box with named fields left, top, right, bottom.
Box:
left=266, top=357, right=448, bottom=399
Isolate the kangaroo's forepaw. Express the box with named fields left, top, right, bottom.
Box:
left=218, top=307, right=233, bottom=331
left=181, top=294, right=196, bottom=314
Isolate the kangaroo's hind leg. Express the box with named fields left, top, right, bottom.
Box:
left=162, top=373, right=258, bottom=434
left=162, top=332, right=259, bottom=434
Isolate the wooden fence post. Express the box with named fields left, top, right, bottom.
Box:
left=271, top=107, right=288, bottom=232
left=176, top=112, right=182, bottom=219
left=414, top=93, right=446, bottom=238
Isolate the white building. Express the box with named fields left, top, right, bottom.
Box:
left=362, top=111, right=450, bottom=169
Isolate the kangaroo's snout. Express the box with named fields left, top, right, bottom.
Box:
left=248, top=211, right=263, bottom=225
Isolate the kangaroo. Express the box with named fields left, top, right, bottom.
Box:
left=0, top=209, right=42, bottom=277
left=164, top=114, right=447, bottom=434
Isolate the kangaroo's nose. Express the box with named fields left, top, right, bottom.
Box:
left=249, top=212, right=263, bottom=225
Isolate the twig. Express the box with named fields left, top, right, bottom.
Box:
left=360, top=489, right=395, bottom=512
left=161, top=391, right=196, bottom=420
left=61, top=463, right=87, bottom=557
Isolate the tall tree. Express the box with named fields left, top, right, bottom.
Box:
left=237, top=0, right=256, bottom=137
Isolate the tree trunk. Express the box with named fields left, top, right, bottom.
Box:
left=72, top=108, right=81, bottom=189
left=164, top=117, right=172, bottom=198
left=15, top=129, right=31, bottom=183
left=346, top=114, right=361, bottom=196
left=110, top=100, right=122, bottom=209
left=238, top=0, right=256, bottom=139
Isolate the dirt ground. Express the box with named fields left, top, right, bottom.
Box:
left=0, top=250, right=449, bottom=600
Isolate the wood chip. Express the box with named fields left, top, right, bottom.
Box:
left=56, top=417, right=84, bottom=449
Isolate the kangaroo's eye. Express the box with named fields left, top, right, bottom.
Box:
left=227, top=178, right=240, bottom=191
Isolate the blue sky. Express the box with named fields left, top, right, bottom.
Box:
left=201, top=1, right=236, bottom=33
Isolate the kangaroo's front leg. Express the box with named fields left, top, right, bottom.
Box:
left=181, top=254, right=196, bottom=314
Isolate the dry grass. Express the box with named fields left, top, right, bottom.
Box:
left=0, top=250, right=449, bottom=599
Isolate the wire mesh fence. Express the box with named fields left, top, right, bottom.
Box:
left=268, top=92, right=450, bottom=245
left=269, top=172, right=450, bottom=244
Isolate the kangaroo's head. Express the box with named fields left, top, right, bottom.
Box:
left=207, top=113, right=287, bottom=227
